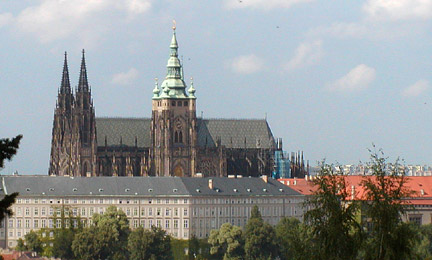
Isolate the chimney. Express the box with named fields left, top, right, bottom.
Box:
left=208, top=179, right=213, bottom=190
left=262, top=175, right=268, bottom=183
left=351, top=185, right=355, bottom=200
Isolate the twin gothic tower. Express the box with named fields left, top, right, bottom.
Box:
left=50, top=27, right=276, bottom=177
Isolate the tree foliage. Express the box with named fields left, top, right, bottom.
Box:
left=53, top=228, right=75, bottom=260
left=72, top=206, right=130, bottom=260
left=0, top=135, right=21, bottom=222
left=128, top=226, right=172, bottom=260
left=244, top=205, right=277, bottom=260
left=0, top=135, right=22, bottom=168
left=275, top=217, right=313, bottom=260
left=209, top=223, right=244, bottom=260
left=16, top=238, right=26, bottom=252
left=304, top=163, right=362, bottom=260
left=361, top=150, right=417, bottom=260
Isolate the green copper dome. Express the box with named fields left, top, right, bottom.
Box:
left=153, top=27, right=196, bottom=100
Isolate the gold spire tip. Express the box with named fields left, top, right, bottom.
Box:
left=172, top=19, right=176, bottom=30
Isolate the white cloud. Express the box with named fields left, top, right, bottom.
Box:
left=14, top=0, right=151, bottom=43
left=126, top=0, right=151, bottom=14
left=224, top=0, right=313, bottom=10
left=364, top=0, right=432, bottom=20
left=284, top=40, right=323, bottom=71
left=402, top=80, right=430, bottom=97
left=111, top=68, right=139, bottom=85
left=327, top=64, right=376, bottom=92
left=0, top=13, right=13, bottom=28
left=229, top=54, right=264, bottom=74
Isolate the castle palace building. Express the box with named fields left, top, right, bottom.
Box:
left=49, top=28, right=279, bottom=177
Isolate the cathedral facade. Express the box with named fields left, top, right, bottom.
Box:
left=49, top=28, right=278, bottom=177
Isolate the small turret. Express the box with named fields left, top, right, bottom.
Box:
left=153, top=78, right=160, bottom=98
left=188, top=77, right=196, bottom=99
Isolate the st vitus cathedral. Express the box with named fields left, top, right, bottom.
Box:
left=49, top=27, right=300, bottom=178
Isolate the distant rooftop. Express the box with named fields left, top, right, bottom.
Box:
left=1, top=175, right=300, bottom=197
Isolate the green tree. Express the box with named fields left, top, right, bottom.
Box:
left=0, top=135, right=22, bottom=222
left=24, top=230, right=43, bottom=253
left=72, top=206, right=130, bottom=260
left=72, top=226, right=101, bottom=260
left=16, top=238, right=26, bottom=252
left=361, top=151, right=417, bottom=260
left=304, top=163, right=362, bottom=260
left=275, top=217, right=313, bottom=260
left=128, top=226, right=172, bottom=260
left=244, top=205, right=277, bottom=260
left=52, top=228, right=75, bottom=260
left=0, top=135, right=22, bottom=168
left=209, top=223, right=244, bottom=260
left=188, top=235, right=200, bottom=260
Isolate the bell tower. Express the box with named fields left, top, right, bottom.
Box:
left=150, top=24, right=197, bottom=176
left=49, top=52, right=75, bottom=176
left=74, top=50, right=97, bottom=176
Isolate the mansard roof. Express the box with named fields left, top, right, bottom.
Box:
left=0, top=176, right=301, bottom=197
left=95, top=118, right=275, bottom=149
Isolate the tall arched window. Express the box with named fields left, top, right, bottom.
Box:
left=82, top=161, right=89, bottom=176
left=179, top=131, right=183, bottom=143
left=174, top=131, right=179, bottom=143
left=174, top=131, right=183, bottom=144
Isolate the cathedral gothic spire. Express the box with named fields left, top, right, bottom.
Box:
left=60, top=52, right=71, bottom=94
left=78, top=49, right=89, bottom=92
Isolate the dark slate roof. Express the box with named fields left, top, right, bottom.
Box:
left=96, top=118, right=151, bottom=147
left=197, top=119, right=275, bottom=149
left=1, top=176, right=301, bottom=197
left=96, top=117, right=275, bottom=149
left=180, top=177, right=300, bottom=197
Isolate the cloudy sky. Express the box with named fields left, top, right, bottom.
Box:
left=1, top=0, right=432, bottom=174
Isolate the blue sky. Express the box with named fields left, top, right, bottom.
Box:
left=1, top=0, right=432, bottom=174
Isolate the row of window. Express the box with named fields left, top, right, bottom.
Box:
left=13, top=206, right=188, bottom=218
left=191, top=206, right=287, bottom=217
left=16, top=197, right=293, bottom=206
left=8, top=218, right=189, bottom=230
left=17, top=198, right=190, bottom=205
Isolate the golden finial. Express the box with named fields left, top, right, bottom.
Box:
left=172, top=19, right=176, bottom=30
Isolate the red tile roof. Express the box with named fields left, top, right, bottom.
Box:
left=279, top=176, right=432, bottom=202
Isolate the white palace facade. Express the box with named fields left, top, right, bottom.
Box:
left=0, top=175, right=304, bottom=248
